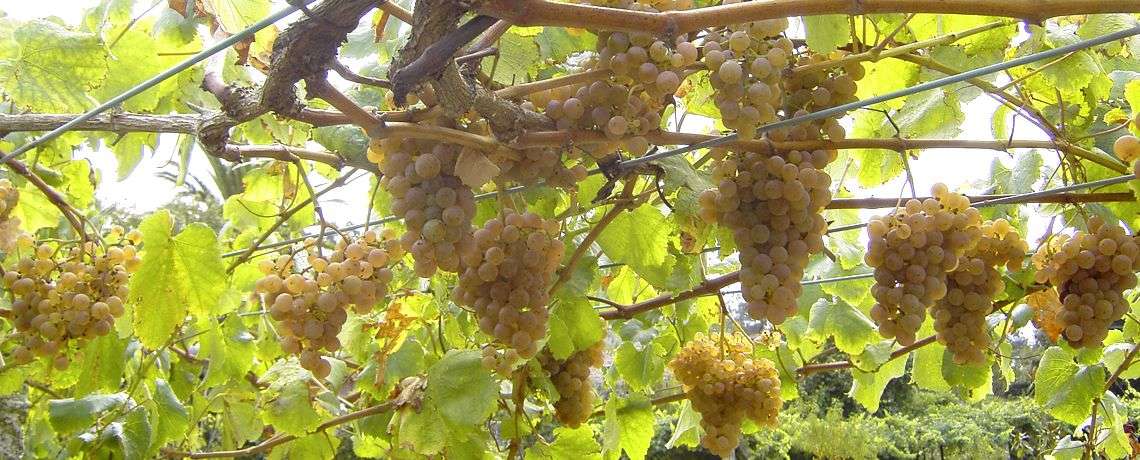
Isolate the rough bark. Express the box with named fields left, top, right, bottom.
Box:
left=0, top=393, right=28, bottom=459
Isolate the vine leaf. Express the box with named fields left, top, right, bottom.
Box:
left=0, top=20, right=108, bottom=112
left=602, top=394, right=654, bottom=460
left=595, top=204, right=676, bottom=289
left=99, top=407, right=152, bottom=460
left=149, top=379, right=190, bottom=450
left=526, top=425, right=602, bottom=460
left=802, top=15, right=849, bottom=53
left=805, top=298, right=878, bottom=356
left=129, top=210, right=227, bottom=348
left=394, top=351, right=497, bottom=455
left=197, top=315, right=255, bottom=387
left=615, top=341, right=666, bottom=393
left=546, top=297, right=604, bottom=360
left=74, top=332, right=127, bottom=397
left=259, top=360, right=324, bottom=436
left=664, top=400, right=701, bottom=449
left=268, top=433, right=339, bottom=460
left=48, top=392, right=129, bottom=433
left=1034, top=346, right=1106, bottom=425
left=848, top=341, right=907, bottom=412
left=1100, top=343, right=1140, bottom=380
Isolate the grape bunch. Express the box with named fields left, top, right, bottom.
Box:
left=480, top=345, right=521, bottom=377
left=0, top=179, right=28, bottom=253
left=778, top=52, right=864, bottom=142
left=1033, top=216, right=1140, bottom=348
left=701, top=19, right=790, bottom=140
left=931, top=219, right=1027, bottom=364
left=375, top=139, right=478, bottom=277
left=669, top=334, right=781, bottom=458
left=452, top=210, right=563, bottom=358
left=698, top=148, right=835, bottom=324
left=458, top=120, right=589, bottom=189
left=255, top=229, right=401, bottom=377
left=538, top=342, right=603, bottom=427
left=4, top=234, right=141, bottom=370
left=866, top=184, right=983, bottom=345
left=529, top=1, right=693, bottom=158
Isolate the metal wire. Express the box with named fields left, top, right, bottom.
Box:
left=0, top=0, right=318, bottom=164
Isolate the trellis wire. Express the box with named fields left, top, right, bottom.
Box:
left=620, top=24, right=1140, bottom=169
left=0, top=0, right=318, bottom=164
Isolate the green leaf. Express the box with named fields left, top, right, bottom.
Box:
left=197, top=315, right=255, bottom=387
left=201, top=0, right=270, bottom=35
left=268, top=433, right=339, bottom=460
left=150, top=379, right=190, bottom=449
left=93, top=21, right=194, bottom=112
left=49, top=393, right=128, bottom=433
left=595, top=204, right=678, bottom=289
left=911, top=340, right=951, bottom=392
left=1101, top=343, right=1140, bottom=380
left=805, top=299, right=878, bottom=355
left=130, top=211, right=227, bottom=347
left=848, top=342, right=908, bottom=413
left=484, top=31, right=542, bottom=85
left=602, top=394, right=655, bottom=460
left=74, top=332, right=127, bottom=396
left=219, top=397, right=263, bottom=450
left=313, top=125, right=368, bottom=160
left=425, top=350, right=498, bottom=427
left=893, top=88, right=964, bottom=138
left=614, top=341, right=666, bottom=392
left=526, top=425, right=602, bottom=460
left=802, top=15, right=850, bottom=53
left=0, top=20, right=107, bottom=112
left=546, top=296, right=604, bottom=360
left=99, top=407, right=151, bottom=460
left=665, top=400, right=702, bottom=449
left=1034, top=346, right=1106, bottom=425
left=260, top=360, right=323, bottom=436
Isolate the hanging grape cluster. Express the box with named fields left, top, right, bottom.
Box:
left=701, top=19, right=789, bottom=139
left=0, top=179, right=28, bottom=252
left=461, top=120, right=588, bottom=189
left=1033, top=217, right=1140, bottom=347
left=698, top=148, right=835, bottom=324
left=375, top=139, right=478, bottom=277
left=452, top=210, right=563, bottom=358
left=527, top=1, right=693, bottom=159
left=669, top=334, right=781, bottom=458
left=4, top=232, right=141, bottom=370
left=255, top=229, right=401, bottom=377
left=1113, top=134, right=1140, bottom=179
left=865, top=184, right=983, bottom=345
left=779, top=52, right=864, bottom=142
left=538, top=342, right=603, bottom=427
left=931, top=218, right=1027, bottom=364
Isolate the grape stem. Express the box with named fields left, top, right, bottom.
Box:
left=0, top=156, right=89, bottom=241
left=551, top=178, right=640, bottom=294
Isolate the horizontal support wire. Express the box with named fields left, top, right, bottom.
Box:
left=0, top=0, right=317, bottom=164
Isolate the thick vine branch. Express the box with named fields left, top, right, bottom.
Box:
left=599, top=271, right=740, bottom=320
left=829, top=192, right=1135, bottom=209
left=0, top=113, right=199, bottom=135
left=478, top=0, right=1140, bottom=35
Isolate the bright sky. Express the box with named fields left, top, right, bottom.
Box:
left=2, top=2, right=1058, bottom=241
